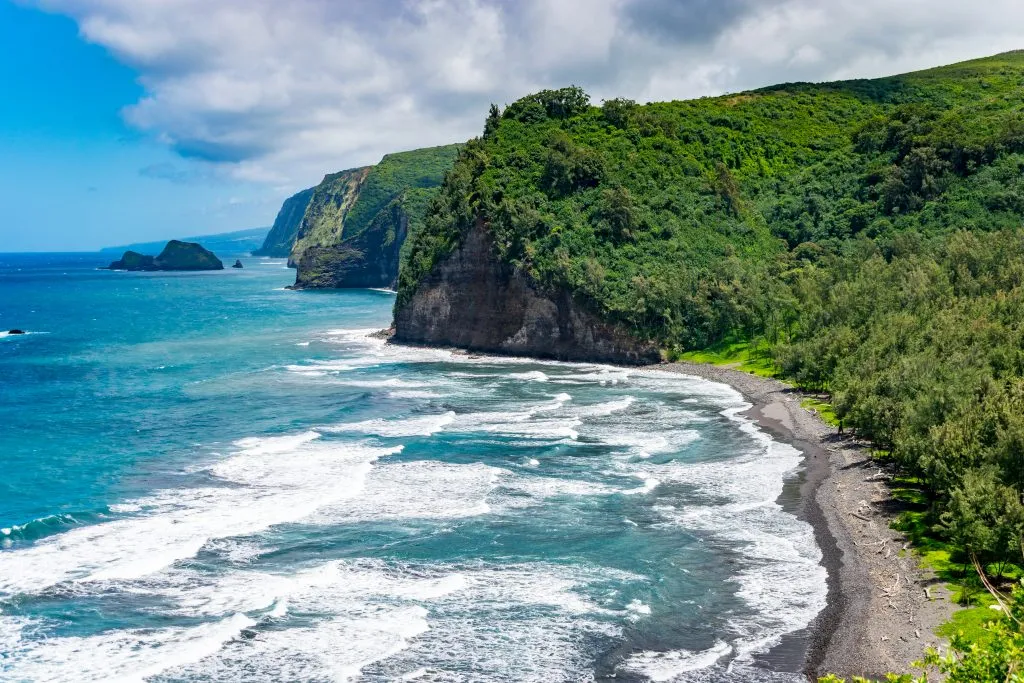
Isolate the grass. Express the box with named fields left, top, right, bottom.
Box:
left=676, top=338, right=781, bottom=378
left=800, top=397, right=839, bottom=426
left=936, top=603, right=1002, bottom=646
left=889, top=480, right=1022, bottom=647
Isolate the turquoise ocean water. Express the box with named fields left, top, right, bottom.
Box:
left=0, top=253, right=825, bottom=682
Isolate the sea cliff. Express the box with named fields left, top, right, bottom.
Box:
left=392, top=221, right=661, bottom=364
left=289, top=144, right=461, bottom=289
left=254, top=187, right=315, bottom=258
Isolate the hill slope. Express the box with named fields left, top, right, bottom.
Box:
left=398, top=51, right=1024, bottom=352
left=101, top=228, right=268, bottom=257
left=290, top=144, right=462, bottom=289
left=254, top=187, right=315, bottom=257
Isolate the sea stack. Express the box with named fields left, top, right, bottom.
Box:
left=232, top=259, right=244, bottom=269
left=106, top=240, right=224, bottom=271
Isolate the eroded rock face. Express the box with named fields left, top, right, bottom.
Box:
left=393, top=223, right=661, bottom=365
left=254, top=187, right=315, bottom=258
left=292, top=206, right=407, bottom=290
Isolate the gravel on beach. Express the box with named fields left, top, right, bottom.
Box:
left=663, top=362, right=956, bottom=681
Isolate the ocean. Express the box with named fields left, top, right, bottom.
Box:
left=0, top=252, right=826, bottom=682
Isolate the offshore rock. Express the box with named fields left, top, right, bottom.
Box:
left=106, top=241, right=224, bottom=271
left=232, top=259, right=244, bottom=269
left=393, top=223, right=661, bottom=365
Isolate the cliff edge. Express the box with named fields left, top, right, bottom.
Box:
left=289, top=144, right=461, bottom=290
left=254, top=187, right=315, bottom=258
left=393, top=222, right=661, bottom=364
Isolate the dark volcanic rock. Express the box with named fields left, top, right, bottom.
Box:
left=232, top=259, right=244, bottom=269
left=106, top=250, right=155, bottom=271
left=393, top=223, right=661, bottom=365
left=292, top=207, right=407, bottom=290
left=106, top=241, right=224, bottom=271
left=7, top=329, right=25, bottom=335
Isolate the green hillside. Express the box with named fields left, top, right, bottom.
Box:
left=399, top=51, right=1024, bottom=674
left=291, top=144, right=462, bottom=288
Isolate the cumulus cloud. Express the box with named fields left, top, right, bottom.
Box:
left=34, top=0, right=1024, bottom=189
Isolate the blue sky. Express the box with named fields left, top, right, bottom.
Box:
left=1, top=0, right=1020, bottom=252
left=0, top=2, right=273, bottom=251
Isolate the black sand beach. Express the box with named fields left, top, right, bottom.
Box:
left=663, top=362, right=956, bottom=681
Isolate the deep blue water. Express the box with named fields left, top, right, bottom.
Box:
left=0, top=253, right=825, bottom=682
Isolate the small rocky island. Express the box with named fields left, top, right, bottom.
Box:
left=106, top=240, right=224, bottom=271
left=232, top=259, right=244, bottom=269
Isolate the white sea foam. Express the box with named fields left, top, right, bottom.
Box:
left=325, top=412, right=455, bottom=438
left=310, top=460, right=501, bottom=523
left=0, top=434, right=399, bottom=596
left=508, top=370, right=548, bottom=382
left=90, top=559, right=640, bottom=682
left=0, top=612, right=255, bottom=683
left=622, top=640, right=733, bottom=681
left=642, top=405, right=827, bottom=664
left=387, top=389, right=444, bottom=399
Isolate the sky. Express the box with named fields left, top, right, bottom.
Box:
left=1, top=0, right=1023, bottom=251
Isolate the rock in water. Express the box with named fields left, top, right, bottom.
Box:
left=232, top=259, right=244, bottom=269
left=153, top=240, right=224, bottom=270
left=105, top=241, right=224, bottom=271
left=106, top=250, right=156, bottom=271
left=7, top=329, right=25, bottom=335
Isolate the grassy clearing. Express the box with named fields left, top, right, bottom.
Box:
left=800, top=397, right=839, bottom=426
left=676, top=338, right=781, bottom=378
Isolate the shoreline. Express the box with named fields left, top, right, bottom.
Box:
left=384, top=336, right=955, bottom=679
left=663, top=362, right=955, bottom=681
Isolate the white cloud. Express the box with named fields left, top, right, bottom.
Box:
left=33, top=0, right=1024, bottom=190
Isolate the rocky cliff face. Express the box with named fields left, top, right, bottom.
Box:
left=393, top=223, right=662, bottom=364
left=293, top=201, right=409, bottom=289
left=288, top=168, right=370, bottom=269
left=289, top=144, right=461, bottom=290
left=254, top=188, right=315, bottom=258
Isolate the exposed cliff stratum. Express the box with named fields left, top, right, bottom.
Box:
left=393, top=222, right=662, bottom=364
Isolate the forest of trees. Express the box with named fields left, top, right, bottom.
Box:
left=398, top=51, right=1024, bottom=678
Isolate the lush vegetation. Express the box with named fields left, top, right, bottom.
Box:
left=398, top=51, right=1024, bottom=673
left=292, top=144, right=461, bottom=266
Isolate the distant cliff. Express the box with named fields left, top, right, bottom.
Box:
left=290, top=144, right=461, bottom=289
left=103, top=228, right=268, bottom=257
left=106, top=240, right=224, bottom=271
left=253, top=188, right=315, bottom=258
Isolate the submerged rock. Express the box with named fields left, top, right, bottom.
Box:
left=232, top=259, right=244, bottom=269
left=106, top=241, right=224, bottom=271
